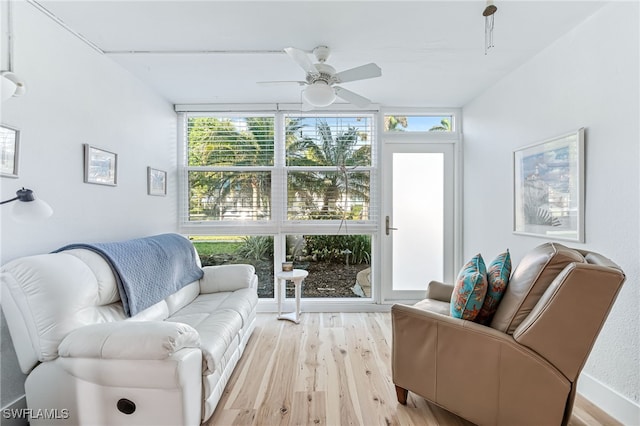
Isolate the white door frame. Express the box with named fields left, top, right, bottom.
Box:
left=380, top=134, right=460, bottom=303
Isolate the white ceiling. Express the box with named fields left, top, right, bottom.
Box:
left=35, top=0, right=607, bottom=108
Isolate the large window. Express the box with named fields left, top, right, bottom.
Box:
left=186, top=115, right=274, bottom=222
left=184, top=114, right=374, bottom=225
left=182, top=112, right=377, bottom=300
left=285, top=115, right=374, bottom=223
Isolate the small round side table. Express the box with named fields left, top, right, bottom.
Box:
left=276, top=269, right=308, bottom=324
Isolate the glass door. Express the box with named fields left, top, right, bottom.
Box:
left=381, top=142, right=455, bottom=302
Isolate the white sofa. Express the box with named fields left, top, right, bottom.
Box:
left=1, top=239, right=258, bottom=425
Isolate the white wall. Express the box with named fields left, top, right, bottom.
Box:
left=0, top=2, right=178, bottom=261
left=462, top=2, right=639, bottom=424
left=0, top=1, right=177, bottom=409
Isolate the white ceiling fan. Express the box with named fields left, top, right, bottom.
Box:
left=259, top=45, right=382, bottom=109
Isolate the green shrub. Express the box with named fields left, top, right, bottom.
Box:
left=304, top=234, right=371, bottom=264
left=235, top=236, right=274, bottom=261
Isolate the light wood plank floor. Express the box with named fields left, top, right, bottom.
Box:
left=205, top=313, right=620, bottom=426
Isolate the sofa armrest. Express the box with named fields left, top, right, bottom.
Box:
left=58, top=321, right=200, bottom=360
left=425, top=280, right=453, bottom=302
left=199, top=264, right=257, bottom=293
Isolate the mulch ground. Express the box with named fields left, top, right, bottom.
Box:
left=289, top=261, right=369, bottom=298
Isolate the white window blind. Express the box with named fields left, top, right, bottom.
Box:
left=284, top=114, right=376, bottom=224
left=186, top=114, right=274, bottom=222
left=182, top=112, right=377, bottom=227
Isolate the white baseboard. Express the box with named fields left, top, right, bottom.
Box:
left=578, top=372, right=640, bottom=425
left=257, top=300, right=392, bottom=313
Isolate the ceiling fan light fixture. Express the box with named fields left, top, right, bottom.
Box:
left=1, top=74, right=17, bottom=101
left=1, top=2, right=27, bottom=101
left=1, top=72, right=26, bottom=98
left=302, top=82, right=336, bottom=107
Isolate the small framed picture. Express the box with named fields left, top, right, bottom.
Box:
left=147, top=167, right=167, bottom=196
left=84, top=144, right=117, bottom=186
left=1, top=125, right=20, bottom=178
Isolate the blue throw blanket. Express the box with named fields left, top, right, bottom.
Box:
left=55, top=233, right=204, bottom=317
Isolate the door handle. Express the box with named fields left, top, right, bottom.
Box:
left=385, top=216, right=398, bottom=235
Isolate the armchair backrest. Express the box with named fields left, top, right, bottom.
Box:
left=512, top=258, right=625, bottom=381
left=490, top=243, right=585, bottom=334
left=490, top=242, right=625, bottom=381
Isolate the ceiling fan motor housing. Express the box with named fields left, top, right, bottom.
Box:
left=312, top=45, right=331, bottom=62
left=306, top=63, right=336, bottom=85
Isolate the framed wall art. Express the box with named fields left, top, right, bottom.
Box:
left=513, top=128, right=585, bottom=242
left=1, top=124, right=20, bottom=178
left=84, top=144, right=118, bottom=186
left=147, top=167, right=167, bottom=196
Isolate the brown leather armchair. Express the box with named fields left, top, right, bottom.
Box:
left=392, top=243, right=625, bottom=426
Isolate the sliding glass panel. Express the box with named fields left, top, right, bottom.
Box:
left=285, top=234, right=372, bottom=299
left=190, top=235, right=274, bottom=298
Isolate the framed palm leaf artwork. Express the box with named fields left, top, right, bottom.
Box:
left=513, top=128, right=585, bottom=242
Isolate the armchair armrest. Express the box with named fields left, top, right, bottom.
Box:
left=199, top=264, right=257, bottom=293
left=391, top=303, right=570, bottom=426
left=58, top=321, right=200, bottom=360
left=425, top=280, right=453, bottom=302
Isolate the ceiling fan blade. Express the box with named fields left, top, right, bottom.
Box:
left=257, top=80, right=307, bottom=86
left=284, top=47, right=318, bottom=76
left=334, top=86, right=371, bottom=108
left=334, top=63, right=382, bottom=83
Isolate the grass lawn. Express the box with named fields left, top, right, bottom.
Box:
left=192, top=241, right=242, bottom=256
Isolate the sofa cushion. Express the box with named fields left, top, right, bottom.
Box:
left=490, top=243, right=585, bottom=334
left=165, top=281, right=201, bottom=316
left=450, top=254, right=487, bottom=320
left=168, top=289, right=258, bottom=375
left=475, top=250, right=512, bottom=325
left=55, top=234, right=204, bottom=317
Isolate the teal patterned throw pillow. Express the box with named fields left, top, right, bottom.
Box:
left=475, top=250, right=512, bottom=325
left=450, top=254, right=488, bottom=320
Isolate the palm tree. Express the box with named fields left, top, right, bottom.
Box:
left=429, top=118, right=451, bottom=131
left=286, top=119, right=371, bottom=220
left=187, top=116, right=274, bottom=220
left=384, top=116, right=408, bottom=131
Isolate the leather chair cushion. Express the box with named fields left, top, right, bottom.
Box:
left=450, top=254, right=487, bottom=320
left=414, top=298, right=451, bottom=316
left=490, top=243, right=584, bottom=334
left=475, top=250, right=512, bottom=325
